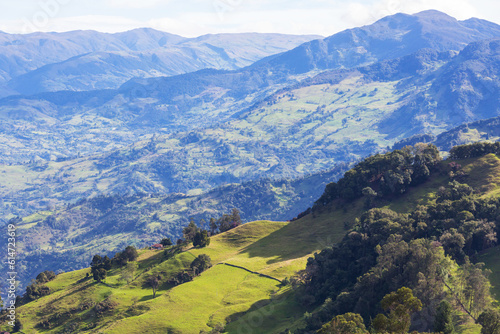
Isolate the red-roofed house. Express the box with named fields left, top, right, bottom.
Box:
left=151, top=244, right=164, bottom=250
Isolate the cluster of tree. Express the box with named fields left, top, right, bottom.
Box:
left=314, top=144, right=441, bottom=206
left=478, top=308, right=500, bottom=334
left=167, top=254, right=212, bottom=286
left=449, top=142, right=500, bottom=160
left=295, top=179, right=499, bottom=333
left=208, top=208, right=242, bottom=235
left=181, top=220, right=211, bottom=247
left=160, top=237, right=173, bottom=247
left=179, top=209, right=242, bottom=246
left=317, top=288, right=454, bottom=334
left=90, top=246, right=138, bottom=282
left=112, top=245, right=139, bottom=267
left=20, top=270, right=57, bottom=303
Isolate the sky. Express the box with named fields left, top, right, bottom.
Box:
left=0, top=0, right=499, bottom=37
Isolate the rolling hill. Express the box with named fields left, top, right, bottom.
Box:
left=5, top=144, right=500, bottom=333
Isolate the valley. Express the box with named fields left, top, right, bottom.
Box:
left=2, top=8, right=500, bottom=334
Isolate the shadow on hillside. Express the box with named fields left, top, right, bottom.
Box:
left=224, top=288, right=310, bottom=332
left=43, top=280, right=93, bottom=309
left=238, top=213, right=346, bottom=265
left=139, top=294, right=161, bottom=302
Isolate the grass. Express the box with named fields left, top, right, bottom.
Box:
left=10, top=204, right=351, bottom=334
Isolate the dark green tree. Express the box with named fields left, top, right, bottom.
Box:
left=183, top=220, right=199, bottom=242
left=193, top=230, right=211, bottom=248
left=434, top=300, right=455, bottom=334
left=160, top=237, right=173, bottom=247
left=209, top=217, right=218, bottom=235
left=478, top=309, right=500, bottom=334
left=318, top=313, right=368, bottom=333
left=92, top=267, right=107, bottom=282
left=102, top=255, right=112, bottom=270
left=362, top=186, right=377, bottom=209
left=231, top=208, right=242, bottom=227
left=90, top=254, right=103, bottom=268
left=191, top=254, right=212, bottom=276
left=372, top=287, right=422, bottom=333
left=146, top=274, right=161, bottom=298
left=13, top=318, right=23, bottom=332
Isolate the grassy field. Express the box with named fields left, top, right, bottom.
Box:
left=8, top=219, right=316, bottom=333
left=9, top=190, right=360, bottom=334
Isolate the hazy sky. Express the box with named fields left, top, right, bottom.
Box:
left=1, top=0, right=499, bottom=37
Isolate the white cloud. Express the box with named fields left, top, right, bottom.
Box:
left=0, top=0, right=494, bottom=37
left=106, top=0, right=165, bottom=9
left=0, top=15, right=143, bottom=34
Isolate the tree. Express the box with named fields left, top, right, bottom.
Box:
left=230, top=208, right=242, bottom=228
left=193, top=230, right=211, bottom=248
left=13, top=318, right=23, bottom=332
left=102, top=255, right=112, bottom=270
left=113, top=245, right=139, bottom=267
left=217, top=208, right=242, bottom=233
left=434, top=300, right=455, bottom=334
left=160, top=237, right=173, bottom=247
left=183, top=220, right=198, bottom=242
left=453, top=260, right=492, bottom=319
left=199, top=218, right=206, bottom=230
left=123, top=246, right=138, bottom=262
left=90, top=254, right=103, bottom=268
left=92, top=267, right=107, bottom=282
left=318, top=313, right=368, bottom=333
left=34, top=270, right=56, bottom=284
left=372, top=287, right=422, bottom=333
left=191, top=254, right=212, bottom=276
left=36, top=271, right=47, bottom=284
left=478, top=309, right=500, bottom=334
left=90, top=254, right=109, bottom=282
left=362, top=187, right=377, bottom=209
left=146, top=275, right=162, bottom=298
left=120, top=261, right=138, bottom=284
left=209, top=217, right=218, bottom=235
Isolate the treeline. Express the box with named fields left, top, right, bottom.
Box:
left=314, top=144, right=441, bottom=205
left=449, top=141, right=500, bottom=160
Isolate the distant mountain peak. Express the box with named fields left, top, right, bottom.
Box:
left=412, top=9, right=457, bottom=20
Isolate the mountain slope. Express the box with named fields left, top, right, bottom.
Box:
left=250, top=10, right=500, bottom=75
left=2, top=11, right=500, bottom=166
left=3, top=41, right=500, bottom=223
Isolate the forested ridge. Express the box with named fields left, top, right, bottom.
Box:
left=293, top=142, right=500, bottom=333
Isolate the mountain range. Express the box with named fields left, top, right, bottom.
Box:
left=3, top=9, right=500, bottom=299
left=0, top=29, right=320, bottom=96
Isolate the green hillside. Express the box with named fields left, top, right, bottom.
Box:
left=9, top=164, right=348, bottom=289
left=5, top=143, right=500, bottom=333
